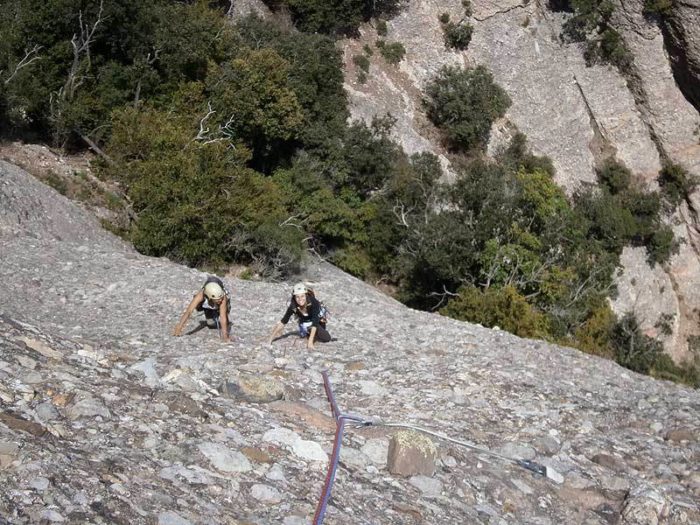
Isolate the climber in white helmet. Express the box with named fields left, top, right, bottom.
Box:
left=268, top=282, right=331, bottom=350
left=173, top=276, right=231, bottom=341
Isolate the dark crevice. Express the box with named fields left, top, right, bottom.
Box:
left=658, top=16, right=700, bottom=114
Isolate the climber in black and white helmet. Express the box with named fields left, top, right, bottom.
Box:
left=268, top=282, right=331, bottom=350
left=173, top=276, right=231, bottom=342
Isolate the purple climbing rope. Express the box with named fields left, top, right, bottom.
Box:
left=314, top=371, right=368, bottom=525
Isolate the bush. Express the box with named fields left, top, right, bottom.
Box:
left=659, top=162, right=698, bottom=207
left=441, top=285, right=551, bottom=339
left=353, top=54, right=370, bottom=73
left=647, top=226, right=678, bottom=265
left=376, top=19, right=388, bottom=36
left=497, top=133, right=555, bottom=177
left=461, top=0, right=473, bottom=17
left=423, top=65, right=511, bottom=152
left=570, top=304, right=616, bottom=357
left=261, top=0, right=403, bottom=36
left=651, top=354, right=700, bottom=387
left=597, top=158, right=631, bottom=195
left=443, top=22, right=474, bottom=50
left=439, top=13, right=451, bottom=23
left=643, top=0, right=673, bottom=17
left=379, top=41, right=406, bottom=64
left=611, top=313, right=663, bottom=374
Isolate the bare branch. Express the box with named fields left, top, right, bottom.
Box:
left=428, top=284, right=459, bottom=310
left=4, top=45, right=43, bottom=85
left=63, top=0, right=104, bottom=102
left=279, top=215, right=304, bottom=230
left=194, top=102, right=216, bottom=141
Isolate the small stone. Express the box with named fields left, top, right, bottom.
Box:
left=361, top=438, right=389, bottom=466
left=129, top=358, right=160, bottom=388
left=40, top=509, right=65, bottom=522
left=29, top=477, right=50, bottom=491
left=600, top=474, right=630, bottom=497
left=265, top=464, right=287, bottom=482
left=65, top=393, right=111, bottom=420
left=534, top=436, right=561, bottom=456
left=282, top=516, right=308, bottom=525
left=250, top=483, right=282, bottom=504
left=35, top=401, right=60, bottom=421
left=388, top=431, right=438, bottom=477
left=409, top=475, right=443, bottom=497
left=224, top=374, right=285, bottom=403
left=291, top=439, right=327, bottom=462
left=511, top=478, right=534, bottom=495
left=340, top=447, right=369, bottom=470
left=358, top=380, right=388, bottom=396
left=591, top=453, right=627, bottom=472
left=197, top=442, right=252, bottom=473
left=546, top=466, right=564, bottom=484
left=0, top=441, right=19, bottom=456
left=665, top=428, right=694, bottom=442
left=621, top=486, right=666, bottom=524
left=158, top=511, right=193, bottom=525
left=650, top=422, right=663, bottom=432
left=498, top=443, right=536, bottom=461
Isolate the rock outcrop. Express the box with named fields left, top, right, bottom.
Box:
left=2, top=162, right=699, bottom=523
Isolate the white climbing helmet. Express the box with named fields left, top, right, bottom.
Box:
left=204, top=282, right=225, bottom=302
left=292, top=282, right=307, bottom=296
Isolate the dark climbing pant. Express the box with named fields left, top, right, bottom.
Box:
left=301, top=324, right=331, bottom=343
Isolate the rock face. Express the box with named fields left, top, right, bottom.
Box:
left=2, top=162, right=700, bottom=523
left=337, top=0, right=700, bottom=362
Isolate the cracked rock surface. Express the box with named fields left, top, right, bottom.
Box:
left=1, top=160, right=699, bottom=523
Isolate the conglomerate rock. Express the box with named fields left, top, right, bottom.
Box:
left=1, top=162, right=699, bottom=522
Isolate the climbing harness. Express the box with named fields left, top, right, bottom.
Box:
left=313, top=371, right=549, bottom=525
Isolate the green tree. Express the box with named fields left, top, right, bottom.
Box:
left=206, top=48, right=304, bottom=169
left=102, top=95, right=304, bottom=276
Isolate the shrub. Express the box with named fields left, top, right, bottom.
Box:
left=643, top=0, right=673, bottom=17
left=659, top=162, right=698, bottom=207
left=423, top=65, right=511, bottom=152
left=261, top=0, right=403, bottom=36
left=439, top=13, right=451, bottom=24
left=376, top=19, right=388, bottom=36
left=651, top=354, right=700, bottom=387
left=597, top=158, right=631, bottom=195
left=611, top=313, right=663, bottom=374
left=379, top=41, right=406, bottom=64
left=497, top=132, right=555, bottom=177
left=353, top=54, right=370, bottom=73
left=441, top=285, right=551, bottom=339
left=443, top=22, right=474, bottom=50
left=647, top=226, right=678, bottom=265
left=462, top=0, right=473, bottom=17
left=570, top=304, right=616, bottom=357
